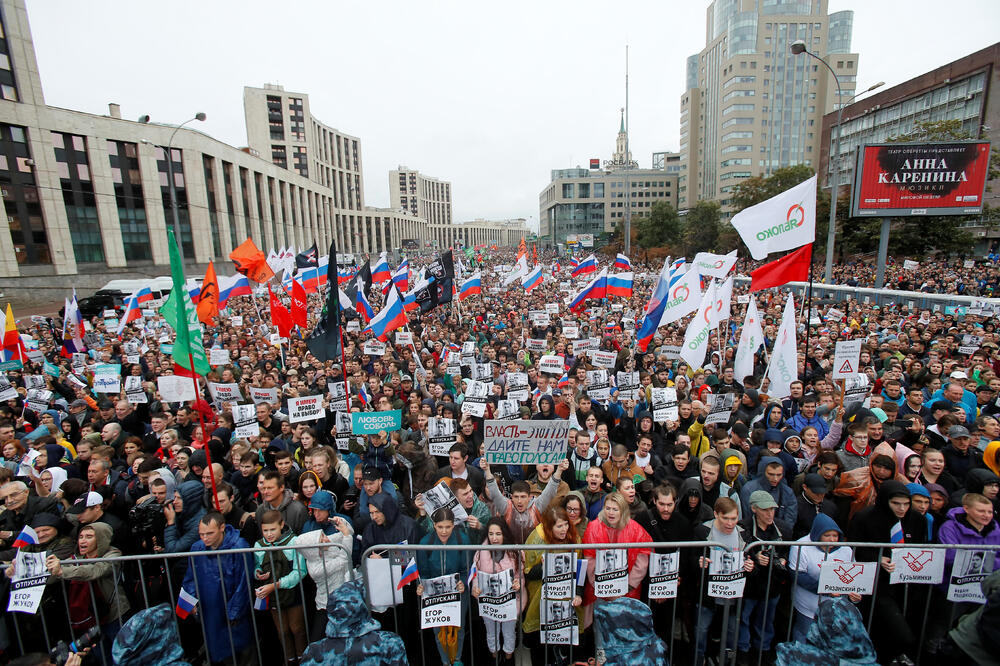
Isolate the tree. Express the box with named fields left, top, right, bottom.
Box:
left=634, top=201, right=682, bottom=250
left=681, top=200, right=726, bottom=255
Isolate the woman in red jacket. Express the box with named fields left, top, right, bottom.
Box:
left=582, top=491, right=652, bottom=665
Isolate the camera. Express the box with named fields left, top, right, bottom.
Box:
left=343, top=487, right=361, bottom=506
left=128, top=497, right=166, bottom=551
left=49, top=626, right=100, bottom=665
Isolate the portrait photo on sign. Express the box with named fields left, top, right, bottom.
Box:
left=597, top=549, right=625, bottom=573
left=425, top=572, right=459, bottom=597
left=428, top=417, right=456, bottom=437
left=545, top=552, right=572, bottom=577
left=465, top=381, right=488, bottom=398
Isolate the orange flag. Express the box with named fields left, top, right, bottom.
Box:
left=230, top=238, right=275, bottom=283
left=196, top=261, right=220, bottom=326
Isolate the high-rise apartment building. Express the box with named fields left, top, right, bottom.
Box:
left=678, top=0, right=858, bottom=214
left=389, top=167, right=452, bottom=225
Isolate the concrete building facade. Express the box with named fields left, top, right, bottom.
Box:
left=389, top=167, right=452, bottom=226
left=678, top=0, right=859, bottom=215
left=428, top=218, right=527, bottom=250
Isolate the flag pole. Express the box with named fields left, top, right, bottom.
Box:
left=188, top=352, right=221, bottom=512
left=802, top=246, right=814, bottom=382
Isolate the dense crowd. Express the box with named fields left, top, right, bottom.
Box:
left=1, top=247, right=999, bottom=666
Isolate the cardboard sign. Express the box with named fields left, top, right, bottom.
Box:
left=394, top=331, right=413, bottom=346
left=421, top=482, right=468, bottom=522
left=648, top=552, right=680, bottom=599
left=207, top=382, right=243, bottom=407
left=420, top=574, right=462, bottom=629
left=539, top=354, right=565, bottom=375
left=541, top=552, right=579, bottom=646
left=461, top=380, right=488, bottom=417
left=327, top=381, right=349, bottom=412
left=707, top=549, right=747, bottom=599
left=651, top=387, right=678, bottom=422
left=590, top=350, right=617, bottom=369
left=484, top=420, right=571, bottom=465
left=7, top=550, right=48, bottom=614
left=209, top=348, right=230, bottom=366
left=586, top=369, right=610, bottom=401
left=562, top=325, right=579, bottom=339
left=593, top=549, right=628, bottom=598
left=157, top=375, right=196, bottom=403
left=705, top=393, right=735, bottom=426
left=124, top=376, right=147, bottom=404
left=842, top=374, right=871, bottom=410
left=616, top=371, right=640, bottom=401
left=351, top=409, right=402, bottom=434
left=363, top=340, right=386, bottom=356
left=477, top=569, right=517, bottom=622
left=818, top=560, right=877, bottom=596
left=947, top=549, right=995, bottom=603
left=427, top=417, right=458, bottom=457
left=526, top=338, right=547, bottom=353
left=289, top=395, right=324, bottom=423
left=495, top=398, right=520, bottom=420
left=249, top=386, right=278, bottom=405
left=889, top=548, right=945, bottom=585
left=506, top=372, right=530, bottom=401
left=833, top=339, right=862, bottom=380
left=232, top=403, right=260, bottom=439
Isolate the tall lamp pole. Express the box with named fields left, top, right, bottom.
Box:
left=138, top=113, right=207, bottom=266
left=790, top=40, right=883, bottom=283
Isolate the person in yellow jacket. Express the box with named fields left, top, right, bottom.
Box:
left=687, top=400, right=712, bottom=458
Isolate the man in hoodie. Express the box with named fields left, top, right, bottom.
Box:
left=787, top=513, right=856, bottom=642
left=482, top=458, right=569, bottom=542
left=255, top=469, right=308, bottom=534
left=700, top=456, right=742, bottom=520
left=739, top=458, right=795, bottom=532
left=792, top=473, right=838, bottom=539
left=567, top=430, right=600, bottom=491
left=163, top=480, right=207, bottom=554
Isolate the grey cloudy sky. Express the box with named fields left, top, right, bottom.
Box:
left=24, top=1, right=1000, bottom=231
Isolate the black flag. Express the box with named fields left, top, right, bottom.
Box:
left=295, top=243, right=318, bottom=270
left=306, top=240, right=342, bottom=362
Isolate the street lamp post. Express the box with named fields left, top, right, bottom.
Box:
left=138, top=113, right=207, bottom=265
left=790, top=40, right=884, bottom=283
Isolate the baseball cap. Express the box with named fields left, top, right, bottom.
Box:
left=69, top=399, right=88, bottom=410
left=803, top=473, right=828, bottom=494
left=948, top=425, right=971, bottom=439
left=749, top=490, right=778, bottom=510
left=67, top=491, right=103, bottom=515
left=401, top=375, right=413, bottom=382
left=950, top=371, right=969, bottom=380
left=308, top=489, right=335, bottom=512
left=361, top=466, right=382, bottom=482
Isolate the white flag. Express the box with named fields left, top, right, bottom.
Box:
left=715, top=276, right=734, bottom=323
left=658, top=267, right=702, bottom=327
left=681, top=280, right=717, bottom=371
left=503, top=255, right=529, bottom=287
left=691, top=250, right=738, bottom=279
left=734, top=297, right=764, bottom=384
left=731, top=175, right=817, bottom=260
left=768, top=293, right=798, bottom=399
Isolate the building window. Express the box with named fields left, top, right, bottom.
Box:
left=155, top=146, right=194, bottom=258
left=52, top=131, right=103, bottom=263
left=202, top=156, right=223, bottom=258
left=107, top=140, right=150, bottom=261
left=0, top=124, right=50, bottom=265
left=221, top=162, right=238, bottom=250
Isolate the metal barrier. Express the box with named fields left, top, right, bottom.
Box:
left=2, top=538, right=996, bottom=666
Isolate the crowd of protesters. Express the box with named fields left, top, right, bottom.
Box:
left=0, top=247, right=999, bottom=666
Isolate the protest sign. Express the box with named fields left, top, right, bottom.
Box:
left=363, top=340, right=386, bottom=356
left=707, top=549, right=747, bottom=599
left=473, top=362, right=494, bottom=381
left=25, top=389, right=52, bottom=414
left=526, top=338, right=547, bottom=353
left=572, top=338, right=596, bottom=354
left=477, top=570, right=517, bottom=622
left=394, top=331, right=413, bottom=346
left=903, top=259, right=919, bottom=271
left=590, top=350, right=617, bottom=369
left=125, top=354, right=140, bottom=364
left=506, top=372, right=530, bottom=401
left=818, top=560, right=877, bottom=596
left=0, top=376, right=17, bottom=401
left=545, top=303, right=560, bottom=315
left=124, top=376, right=147, bottom=404
left=351, top=409, right=402, bottom=434
left=705, top=393, right=735, bottom=426
left=232, top=403, right=260, bottom=439
left=427, top=417, right=458, bottom=457
left=158, top=375, right=196, bottom=403
left=959, top=334, right=983, bottom=355
left=616, top=371, right=640, bottom=401
left=661, top=345, right=682, bottom=359
left=586, top=369, right=610, bottom=401
left=7, top=550, right=48, bottom=614
left=209, top=348, right=230, bottom=366
left=484, top=420, right=570, bottom=465
left=230, top=315, right=243, bottom=326
left=842, top=374, right=871, bottom=410
left=421, top=482, right=468, bottom=522
left=651, top=387, right=678, bottom=422
left=461, top=380, right=488, bottom=417
left=420, top=574, right=462, bottom=629
left=648, top=552, right=680, bottom=599
left=207, top=382, right=243, bottom=408
left=24, top=375, right=46, bottom=390
left=289, top=395, right=324, bottom=423
left=495, top=398, right=520, bottom=420
left=593, top=549, right=628, bottom=598
left=42, top=360, right=60, bottom=378
left=540, top=552, right=579, bottom=646
left=333, top=411, right=353, bottom=451
left=833, top=339, right=862, bottom=379
left=249, top=386, right=278, bottom=405
left=947, top=549, right=995, bottom=602
left=327, top=381, right=348, bottom=412
left=93, top=364, right=122, bottom=393
left=562, top=325, right=579, bottom=339
left=539, top=355, right=565, bottom=375
left=890, top=548, right=945, bottom=585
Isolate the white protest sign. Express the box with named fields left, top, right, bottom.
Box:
left=506, top=372, right=530, bottom=402
left=545, top=303, right=560, bottom=315
left=7, top=550, right=48, bottom=613
left=903, top=259, right=919, bottom=271
left=661, top=345, right=682, bottom=359
left=157, top=375, right=196, bottom=403
left=209, top=348, right=230, bottom=366
left=705, top=393, right=735, bottom=426
left=818, top=560, right=877, bottom=596
left=473, top=362, right=494, bottom=381
left=651, top=387, right=678, bottom=423
left=484, top=420, right=571, bottom=466
left=421, top=482, right=468, bottom=522
left=24, top=375, right=46, bottom=390
left=207, top=382, right=243, bottom=408
left=593, top=549, right=628, bottom=598
left=477, top=569, right=517, bottom=622
left=590, top=350, right=617, bottom=369
left=842, top=374, right=871, bottom=410
left=327, top=381, right=349, bottom=412
left=461, top=380, right=488, bottom=417
left=890, top=548, right=945, bottom=585
left=959, top=334, right=983, bottom=355
left=586, top=369, right=610, bottom=401
left=25, top=389, right=53, bottom=414
left=707, top=549, right=747, bottom=599
left=93, top=364, right=122, bottom=393
left=346, top=320, right=361, bottom=332
left=230, top=315, right=243, bottom=326
left=0, top=376, right=18, bottom=401
left=124, top=376, right=147, bottom=404
left=562, top=325, right=579, bottom=339
left=249, top=386, right=278, bottom=405
left=427, top=417, right=458, bottom=457
left=231, top=403, right=260, bottom=439
left=947, top=549, right=995, bottom=602
left=420, top=574, right=462, bottom=629
left=394, top=331, right=413, bottom=346
left=833, top=339, right=863, bottom=380
left=826, top=307, right=845, bottom=322
left=363, top=340, right=386, bottom=356
left=541, top=552, right=579, bottom=646
left=616, top=371, right=640, bottom=401
left=539, top=354, right=565, bottom=375
left=125, top=354, right=140, bottom=365
left=964, top=259, right=976, bottom=269
left=526, top=338, right=547, bottom=353
left=333, top=411, right=353, bottom=451
left=289, top=395, right=323, bottom=423
left=572, top=338, right=596, bottom=354
left=648, top=552, right=680, bottom=599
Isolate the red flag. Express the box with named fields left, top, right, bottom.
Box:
left=749, top=243, right=812, bottom=292
left=291, top=279, right=308, bottom=329
left=268, top=284, right=292, bottom=338
left=196, top=261, right=220, bottom=326
left=230, top=238, right=275, bottom=283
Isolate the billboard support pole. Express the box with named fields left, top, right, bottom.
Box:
left=875, top=217, right=891, bottom=289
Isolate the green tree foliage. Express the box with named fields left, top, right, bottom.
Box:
left=681, top=200, right=730, bottom=255
left=633, top=201, right=682, bottom=250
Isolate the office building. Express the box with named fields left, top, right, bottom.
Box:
left=678, top=0, right=859, bottom=214
left=652, top=151, right=682, bottom=173
left=389, top=167, right=452, bottom=226
left=428, top=218, right=527, bottom=249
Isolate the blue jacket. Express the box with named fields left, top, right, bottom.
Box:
left=300, top=580, right=408, bottom=666
left=739, top=456, right=796, bottom=530
left=181, top=525, right=253, bottom=663
left=164, top=480, right=207, bottom=553
left=787, top=412, right=830, bottom=439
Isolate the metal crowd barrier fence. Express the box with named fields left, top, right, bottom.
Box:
left=3, top=539, right=996, bottom=666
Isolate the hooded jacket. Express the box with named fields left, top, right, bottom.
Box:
left=163, top=479, right=207, bottom=553
left=833, top=442, right=905, bottom=521
left=848, top=480, right=928, bottom=563
left=532, top=394, right=558, bottom=420
left=112, top=603, right=190, bottom=666
left=593, top=597, right=668, bottom=666
left=359, top=492, right=419, bottom=557
left=949, top=467, right=1000, bottom=511
left=299, top=579, right=408, bottom=666
left=787, top=513, right=853, bottom=619
left=295, top=520, right=354, bottom=610
left=678, top=476, right=712, bottom=525
left=254, top=486, right=309, bottom=535
left=775, top=596, right=878, bottom=666
left=938, top=505, right=1000, bottom=577
left=57, top=521, right=131, bottom=623
left=947, top=570, right=1000, bottom=666
left=739, top=456, right=796, bottom=530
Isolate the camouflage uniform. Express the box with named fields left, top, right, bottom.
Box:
left=593, top=597, right=668, bottom=666
left=112, top=603, right=190, bottom=666
left=776, top=596, right=878, bottom=666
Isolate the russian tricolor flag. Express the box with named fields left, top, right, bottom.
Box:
left=253, top=596, right=269, bottom=611
left=557, top=373, right=570, bottom=389
left=134, top=287, right=154, bottom=304
left=175, top=588, right=198, bottom=619
left=571, top=254, right=597, bottom=278
left=636, top=257, right=685, bottom=353
left=569, top=268, right=607, bottom=312
left=372, top=252, right=391, bottom=283
left=61, top=294, right=86, bottom=357
left=521, top=265, right=543, bottom=292
left=397, top=557, right=419, bottom=590
left=11, top=525, right=38, bottom=548
left=299, top=266, right=321, bottom=294
left=391, top=259, right=409, bottom=293
left=363, top=286, right=408, bottom=342
left=467, top=563, right=478, bottom=586
left=402, top=289, right=419, bottom=313
left=459, top=273, right=482, bottom=301
left=606, top=272, right=633, bottom=298
left=219, top=274, right=252, bottom=310
left=116, top=293, right=143, bottom=336
left=570, top=256, right=579, bottom=269
left=358, top=384, right=371, bottom=406
left=614, top=253, right=631, bottom=271
left=356, top=288, right=375, bottom=324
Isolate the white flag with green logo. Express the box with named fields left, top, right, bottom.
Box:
left=731, top=175, right=816, bottom=260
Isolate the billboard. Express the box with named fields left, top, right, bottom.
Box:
left=401, top=239, right=420, bottom=250
left=578, top=234, right=594, bottom=247
left=850, top=141, right=991, bottom=217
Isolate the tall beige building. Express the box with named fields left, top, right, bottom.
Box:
left=678, top=0, right=858, bottom=215
left=389, top=167, right=452, bottom=226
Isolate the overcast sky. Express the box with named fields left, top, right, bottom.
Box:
left=25, top=1, right=1000, bottom=231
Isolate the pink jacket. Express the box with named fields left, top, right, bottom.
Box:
left=473, top=548, right=527, bottom=613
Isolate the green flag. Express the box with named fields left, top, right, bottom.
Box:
left=159, top=229, right=211, bottom=376
left=463, top=247, right=474, bottom=261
